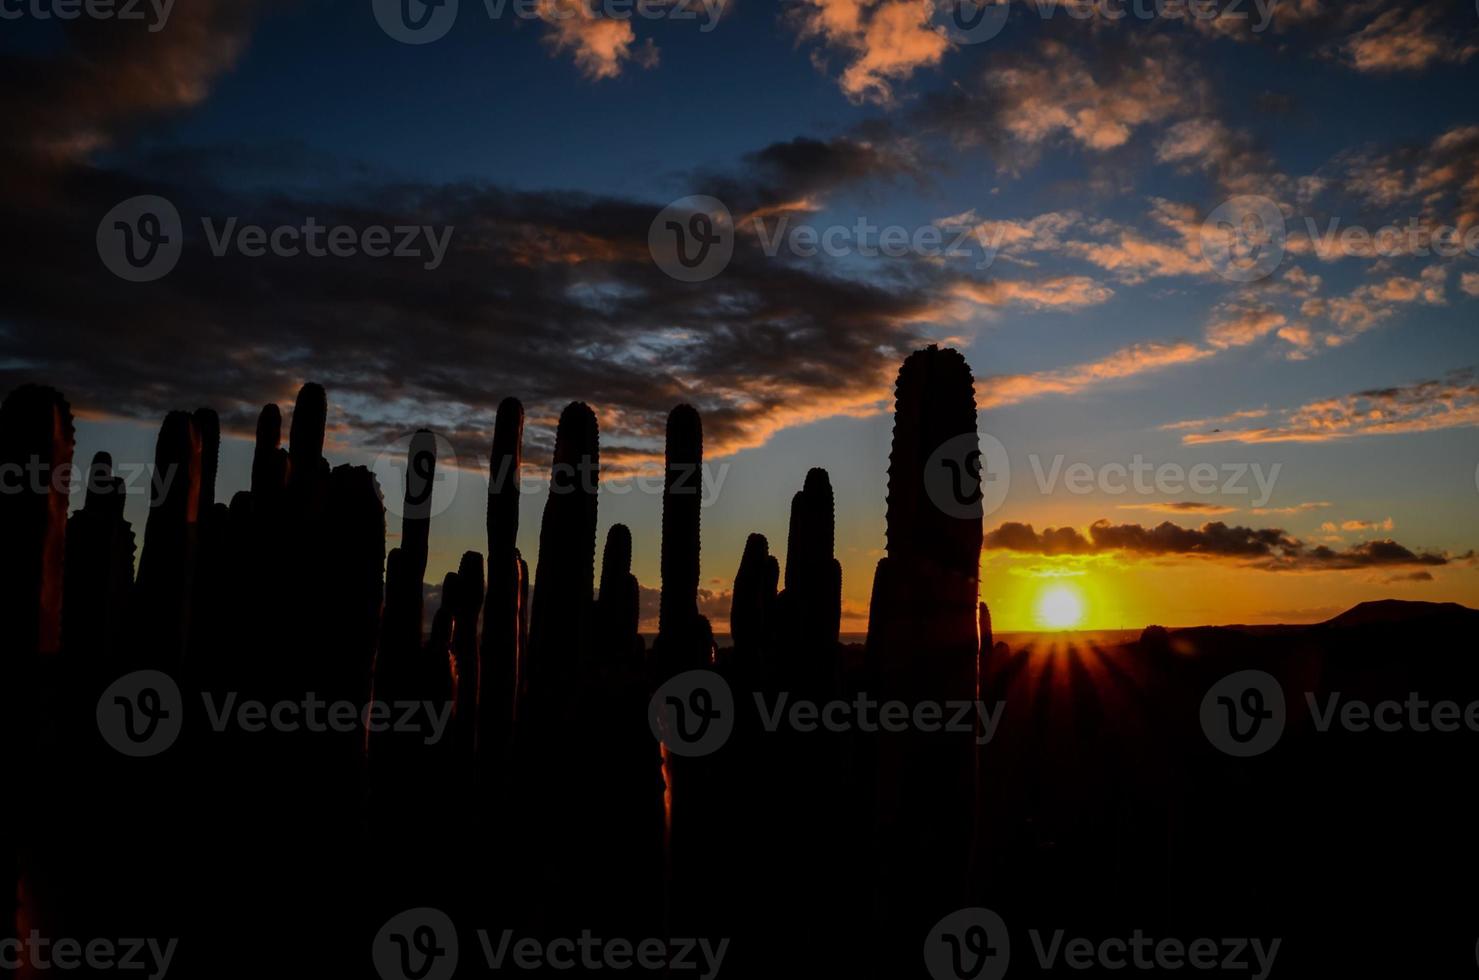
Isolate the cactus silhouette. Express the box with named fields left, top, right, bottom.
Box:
left=863, top=344, right=983, bottom=953
left=656, top=404, right=711, bottom=667
left=595, top=523, right=642, bottom=663
left=777, top=467, right=842, bottom=691
left=251, top=403, right=287, bottom=498
left=480, top=397, right=525, bottom=776
left=288, top=382, right=329, bottom=499
left=730, top=532, right=777, bottom=660
left=867, top=344, right=983, bottom=669
left=527, top=401, right=599, bottom=700
left=133, top=409, right=203, bottom=666
left=63, top=452, right=135, bottom=661
left=452, top=549, right=484, bottom=771
left=0, top=385, right=74, bottom=658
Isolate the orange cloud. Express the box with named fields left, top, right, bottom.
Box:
left=791, top=0, right=949, bottom=104
left=980, top=341, right=1215, bottom=409
left=538, top=0, right=659, bottom=79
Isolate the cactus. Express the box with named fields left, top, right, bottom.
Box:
left=321, top=464, right=387, bottom=707
left=866, top=344, right=983, bottom=675
left=656, top=404, right=706, bottom=664
left=0, top=385, right=75, bottom=657
left=194, top=408, right=221, bottom=512
left=452, top=550, right=484, bottom=766
left=288, top=382, right=328, bottom=494
left=379, top=430, right=438, bottom=671
left=133, top=410, right=203, bottom=665
left=526, top=401, right=600, bottom=699
left=480, top=397, right=525, bottom=775
left=863, top=344, right=984, bottom=936
left=595, top=523, right=641, bottom=663
left=730, top=532, right=776, bottom=660
left=979, top=601, right=993, bottom=659
left=251, top=403, right=287, bottom=498
left=63, top=452, right=136, bottom=661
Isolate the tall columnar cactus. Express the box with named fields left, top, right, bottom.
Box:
left=194, top=407, right=221, bottom=512
left=134, top=410, right=203, bottom=665
left=480, top=397, right=525, bottom=777
left=595, top=523, right=641, bottom=662
left=979, top=601, right=993, bottom=661
left=380, top=430, right=437, bottom=669
left=781, top=468, right=843, bottom=654
left=527, top=401, right=599, bottom=700
left=288, top=382, right=328, bottom=496
left=866, top=344, right=983, bottom=674
left=730, top=532, right=777, bottom=660
left=657, top=404, right=705, bottom=661
left=321, top=464, right=387, bottom=706
left=251, top=403, right=287, bottom=497
left=864, top=345, right=983, bottom=939
left=0, top=385, right=75, bottom=657
left=63, top=452, right=136, bottom=661
left=452, top=550, right=484, bottom=764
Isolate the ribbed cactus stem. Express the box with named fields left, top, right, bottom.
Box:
left=658, top=404, right=702, bottom=644
left=480, top=398, right=525, bottom=780
left=527, top=401, right=600, bottom=690
left=0, top=385, right=75, bottom=656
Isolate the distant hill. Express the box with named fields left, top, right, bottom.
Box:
left=1322, top=599, right=1479, bottom=629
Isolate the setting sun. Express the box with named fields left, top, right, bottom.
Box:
left=1035, top=584, right=1086, bottom=630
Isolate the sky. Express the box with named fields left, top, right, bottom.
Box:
left=2, top=0, right=1478, bottom=631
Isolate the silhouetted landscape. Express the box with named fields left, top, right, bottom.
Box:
left=5, top=346, right=1479, bottom=977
